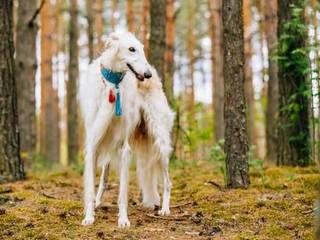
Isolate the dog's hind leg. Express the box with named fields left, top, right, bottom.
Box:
left=137, top=157, right=160, bottom=209
left=159, top=156, right=172, bottom=216
left=95, top=163, right=109, bottom=208
left=118, top=141, right=131, bottom=227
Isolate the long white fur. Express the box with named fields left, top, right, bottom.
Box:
left=79, top=32, right=175, bottom=227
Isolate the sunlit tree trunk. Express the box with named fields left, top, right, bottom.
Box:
left=164, top=0, right=175, bottom=105
left=127, top=0, right=134, bottom=32
left=94, top=0, right=103, bottom=56
left=111, top=0, right=117, bottom=31
left=40, top=0, right=60, bottom=163
left=67, top=0, right=79, bottom=165
left=186, top=0, right=195, bottom=123
left=149, top=0, right=166, bottom=82
left=263, top=0, right=279, bottom=163
left=310, top=0, right=320, bottom=162
left=208, top=0, right=224, bottom=142
left=141, top=0, right=150, bottom=56
left=86, top=0, right=94, bottom=62
left=277, top=0, right=310, bottom=166
left=243, top=0, right=255, bottom=147
left=15, top=0, right=37, bottom=162
left=0, top=0, right=25, bottom=183
left=223, top=0, right=249, bottom=188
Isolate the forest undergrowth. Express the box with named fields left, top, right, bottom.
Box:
left=0, top=160, right=318, bottom=240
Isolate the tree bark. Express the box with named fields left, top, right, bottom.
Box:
left=40, top=0, right=60, bottom=163
left=141, top=0, right=150, bottom=56
left=0, top=0, right=25, bottom=183
left=86, top=0, right=94, bottom=62
left=164, top=0, right=175, bottom=105
left=263, top=0, right=279, bottom=163
left=94, top=0, right=103, bottom=56
left=15, top=0, right=37, bottom=162
left=186, top=0, right=196, bottom=124
left=277, top=0, right=310, bottom=166
left=243, top=0, right=255, bottom=146
left=127, top=0, right=134, bottom=32
left=222, top=0, right=249, bottom=188
left=111, top=0, right=117, bottom=31
left=67, top=0, right=79, bottom=165
left=208, top=0, right=224, bottom=142
left=149, top=0, right=166, bottom=83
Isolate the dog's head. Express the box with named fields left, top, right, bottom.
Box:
left=101, top=32, right=152, bottom=81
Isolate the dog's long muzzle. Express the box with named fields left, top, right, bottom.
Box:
left=127, top=63, right=152, bottom=81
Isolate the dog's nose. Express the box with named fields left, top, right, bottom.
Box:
left=144, top=71, right=152, bottom=79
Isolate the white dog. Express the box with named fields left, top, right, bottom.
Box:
left=79, top=32, right=175, bottom=227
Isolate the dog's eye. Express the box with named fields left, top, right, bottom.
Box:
left=129, top=47, right=136, bottom=52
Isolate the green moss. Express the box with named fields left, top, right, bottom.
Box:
left=0, top=162, right=316, bottom=239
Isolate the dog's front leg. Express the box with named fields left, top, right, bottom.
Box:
left=118, top=142, right=131, bottom=227
left=82, top=146, right=96, bottom=225
left=82, top=106, right=113, bottom=225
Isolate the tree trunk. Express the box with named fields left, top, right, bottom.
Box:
left=263, top=0, right=279, bottom=163
left=15, top=0, right=37, bottom=162
left=164, top=0, right=175, bottom=105
left=186, top=0, right=195, bottom=124
left=277, top=0, right=310, bottom=166
left=40, top=0, right=60, bottom=163
left=208, top=0, right=224, bottom=142
left=222, top=0, right=249, bottom=188
left=127, top=0, right=134, bottom=32
left=67, top=0, right=79, bottom=165
left=86, top=0, right=94, bottom=62
left=94, top=0, right=103, bottom=56
left=111, top=0, right=117, bottom=31
left=149, top=0, right=166, bottom=83
left=141, top=0, right=150, bottom=56
left=0, top=0, right=25, bottom=183
left=243, top=0, right=255, bottom=146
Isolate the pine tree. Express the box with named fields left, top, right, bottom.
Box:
left=86, top=0, right=94, bottom=61
left=222, top=0, right=249, bottom=188
left=149, top=0, right=166, bottom=83
left=0, top=0, right=25, bottom=183
left=208, top=0, right=224, bottom=142
left=141, top=0, right=149, bottom=56
left=277, top=0, right=310, bottom=166
left=127, top=0, right=134, bottom=32
left=15, top=0, right=38, bottom=162
left=40, top=0, right=60, bottom=163
left=164, top=0, right=175, bottom=105
left=263, top=0, right=279, bottom=163
left=243, top=0, right=255, bottom=146
left=67, top=0, right=79, bottom=164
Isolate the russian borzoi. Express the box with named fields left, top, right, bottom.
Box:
left=79, top=32, right=174, bottom=227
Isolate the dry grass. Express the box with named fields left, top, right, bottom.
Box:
left=0, top=161, right=318, bottom=239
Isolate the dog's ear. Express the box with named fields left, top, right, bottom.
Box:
left=105, top=32, right=119, bottom=50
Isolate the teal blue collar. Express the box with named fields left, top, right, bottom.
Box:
left=101, top=67, right=125, bottom=86
left=101, top=67, right=125, bottom=116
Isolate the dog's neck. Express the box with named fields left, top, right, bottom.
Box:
left=100, top=49, right=124, bottom=73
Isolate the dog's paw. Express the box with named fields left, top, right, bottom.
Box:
left=95, top=200, right=102, bottom=209
left=82, top=215, right=95, bottom=225
left=141, top=201, right=159, bottom=209
left=158, top=208, right=170, bottom=216
left=141, top=195, right=160, bottom=209
left=118, top=217, right=130, bottom=228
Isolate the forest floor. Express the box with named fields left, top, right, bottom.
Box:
left=0, top=161, right=318, bottom=240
